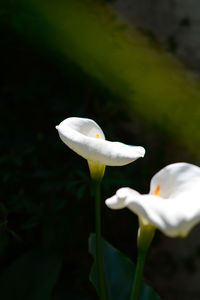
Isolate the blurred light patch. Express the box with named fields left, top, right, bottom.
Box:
left=18, top=0, right=200, bottom=159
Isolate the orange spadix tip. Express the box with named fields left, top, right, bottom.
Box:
left=154, top=184, right=160, bottom=196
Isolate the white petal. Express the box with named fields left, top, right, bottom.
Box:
left=106, top=186, right=200, bottom=237
left=56, top=117, right=145, bottom=166
left=127, top=195, right=200, bottom=237
left=150, top=163, right=200, bottom=198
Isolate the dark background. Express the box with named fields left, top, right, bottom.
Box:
left=1, top=0, right=200, bottom=299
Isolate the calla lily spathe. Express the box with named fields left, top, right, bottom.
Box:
left=56, top=117, right=145, bottom=166
left=106, top=163, right=200, bottom=237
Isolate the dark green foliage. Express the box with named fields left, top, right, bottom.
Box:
left=0, top=248, right=62, bottom=300
left=89, top=234, right=160, bottom=300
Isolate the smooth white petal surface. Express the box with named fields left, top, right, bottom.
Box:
left=56, top=117, right=145, bottom=166
left=106, top=163, right=200, bottom=237
left=150, top=162, right=200, bottom=198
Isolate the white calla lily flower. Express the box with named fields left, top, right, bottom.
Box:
left=106, top=163, right=200, bottom=238
left=56, top=117, right=145, bottom=179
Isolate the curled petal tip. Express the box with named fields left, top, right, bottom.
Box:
left=138, top=146, right=145, bottom=157
left=105, top=195, right=126, bottom=209
left=105, top=188, right=134, bottom=209
left=116, top=188, right=129, bottom=200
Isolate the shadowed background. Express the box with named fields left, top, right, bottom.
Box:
left=1, top=0, right=200, bottom=299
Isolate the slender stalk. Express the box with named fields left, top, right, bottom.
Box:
left=130, top=250, right=147, bottom=300
left=94, top=180, right=107, bottom=300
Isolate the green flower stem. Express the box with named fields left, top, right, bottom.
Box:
left=130, top=219, right=155, bottom=300
left=130, top=249, right=147, bottom=300
left=94, top=180, right=107, bottom=300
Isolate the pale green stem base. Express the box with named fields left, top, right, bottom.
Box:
left=94, top=180, right=107, bottom=300
left=130, top=250, right=147, bottom=300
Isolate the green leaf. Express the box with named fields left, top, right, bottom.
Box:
left=89, top=234, right=160, bottom=300
left=0, top=248, right=62, bottom=300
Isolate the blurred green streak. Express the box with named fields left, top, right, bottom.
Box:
left=23, top=0, right=200, bottom=157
